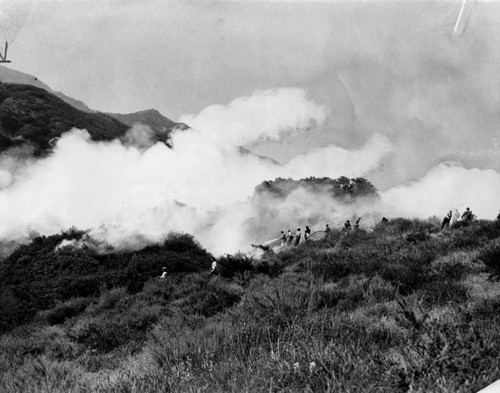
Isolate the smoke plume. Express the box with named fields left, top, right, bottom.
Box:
left=0, top=88, right=393, bottom=255
left=1, top=84, right=500, bottom=256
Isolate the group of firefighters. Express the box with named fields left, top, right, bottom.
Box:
left=279, top=217, right=363, bottom=247
left=160, top=207, right=490, bottom=278
left=440, top=207, right=474, bottom=230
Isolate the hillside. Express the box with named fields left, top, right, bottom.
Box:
left=0, top=66, right=94, bottom=113
left=107, top=109, right=188, bottom=135
left=255, top=176, right=378, bottom=200
left=0, top=83, right=129, bottom=153
left=1, top=218, right=500, bottom=392
left=0, top=83, right=190, bottom=154
left=0, top=68, right=187, bottom=146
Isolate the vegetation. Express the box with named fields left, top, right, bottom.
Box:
left=0, top=83, right=129, bottom=153
left=1, top=219, right=500, bottom=392
left=0, top=83, right=186, bottom=154
left=255, top=176, right=379, bottom=201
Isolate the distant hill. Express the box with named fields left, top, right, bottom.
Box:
left=0, top=82, right=191, bottom=154
left=107, top=108, right=189, bottom=137
left=0, top=66, right=94, bottom=113
left=0, top=83, right=129, bottom=153
left=0, top=66, right=187, bottom=142
left=0, top=68, right=276, bottom=164
left=255, top=176, right=379, bottom=200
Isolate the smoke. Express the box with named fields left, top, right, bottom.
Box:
left=121, top=125, right=159, bottom=150
left=2, top=84, right=499, bottom=257
left=380, top=162, right=500, bottom=220
left=179, top=88, right=328, bottom=147
left=0, top=88, right=392, bottom=255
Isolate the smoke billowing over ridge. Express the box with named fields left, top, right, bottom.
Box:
left=1, top=87, right=500, bottom=256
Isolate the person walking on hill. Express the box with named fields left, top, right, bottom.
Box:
left=441, top=211, right=452, bottom=230
left=354, top=217, right=361, bottom=230
left=160, top=267, right=168, bottom=279
left=280, top=231, right=287, bottom=246
left=324, top=224, right=332, bottom=240
left=287, top=229, right=293, bottom=244
left=210, top=259, right=218, bottom=276
left=305, top=226, right=311, bottom=241
left=342, top=220, right=351, bottom=233
left=462, top=207, right=473, bottom=222
left=294, top=228, right=301, bottom=246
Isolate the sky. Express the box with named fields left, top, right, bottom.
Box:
left=2, top=0, right=498, bottom=169
left=2, top=0, right=500, bottom=254
left=2, top=2, right=500, bottom=155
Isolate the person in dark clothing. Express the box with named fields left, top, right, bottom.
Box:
left=441, top=211, right=452, bottom=230
left=354, top=217, right=361, bottom=230
left=280, top=231, right=287, bottom=246
left=305, top=226, right=311, bottom=241
left=462, top=207, right=473, bottom=222
left=381, top=217, right=389, bottom=224
left=342, top=220, right=351, bottom=232
left=324, top=224, right=332, bottom=240
left=287, top=229, right=293, bottom=243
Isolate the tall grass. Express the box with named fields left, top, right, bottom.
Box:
left=1, top=219, right=500, bottom=392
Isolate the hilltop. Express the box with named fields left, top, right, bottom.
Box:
left=1, top=218, right=500, bottom=392
left=0, top=83, right=188, bottom=154
left=0, top=83, right=128, bottom=152
left=0, top=67, right=187, bottom=153
left=0, top=66, right=93, bottom=113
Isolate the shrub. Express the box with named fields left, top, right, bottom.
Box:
left=217, top=253, right=254, bottom=278
left=68, top=303, right=161, bottom=352
left=169, top=275, right=243, bottom=317
left=44, top=297, right=92, bottom=325
left=478, top=240, right=500, bottom=279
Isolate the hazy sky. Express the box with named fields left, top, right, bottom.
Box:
left=3, top=1, right=484, bottom=114
left=3, top=0, right=500, bottom=169
left=4, top=0, right=500, bottom=252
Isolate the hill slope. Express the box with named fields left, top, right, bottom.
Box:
left=0, top=66, right=93, bottom=113
left=0, top=83, right=189, bottom=154
left=0, top=83, right=129, bottom=153
left=0, top=67, right=187, bottom=142
left=1, top=219, right=500, bottom=392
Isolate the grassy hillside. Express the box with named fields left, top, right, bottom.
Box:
left=0, top=83, right=187, bottom=154
left=1, top=219, right=500, bottom=392
left=0, top=83, right=129, bottom=153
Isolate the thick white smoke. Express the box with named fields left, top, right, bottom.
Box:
left=179, top=88, right=328, bottom=147
left=381, top=162, right=500, bottom=220
left=0, top=88, right=392, bottom=255
left=2, top=86, right=499, bottom=256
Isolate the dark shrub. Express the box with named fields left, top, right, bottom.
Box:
left=217, top=253, right=254, bottom=278
left=45, top=297, right=92, bottom=325
left=69, top=303, right=161, bottom=352
left=406, top=231, right=430, bottom=243
left=477, top=242, right=500, bottom=279
left=0, top=229, right=211, bottom=333
left=162, top=232, right=202, bottom=253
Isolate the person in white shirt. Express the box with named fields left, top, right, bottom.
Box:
left=294, top=228, right=301, bottom=246
left=210, top=259, right=217, bottom=275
